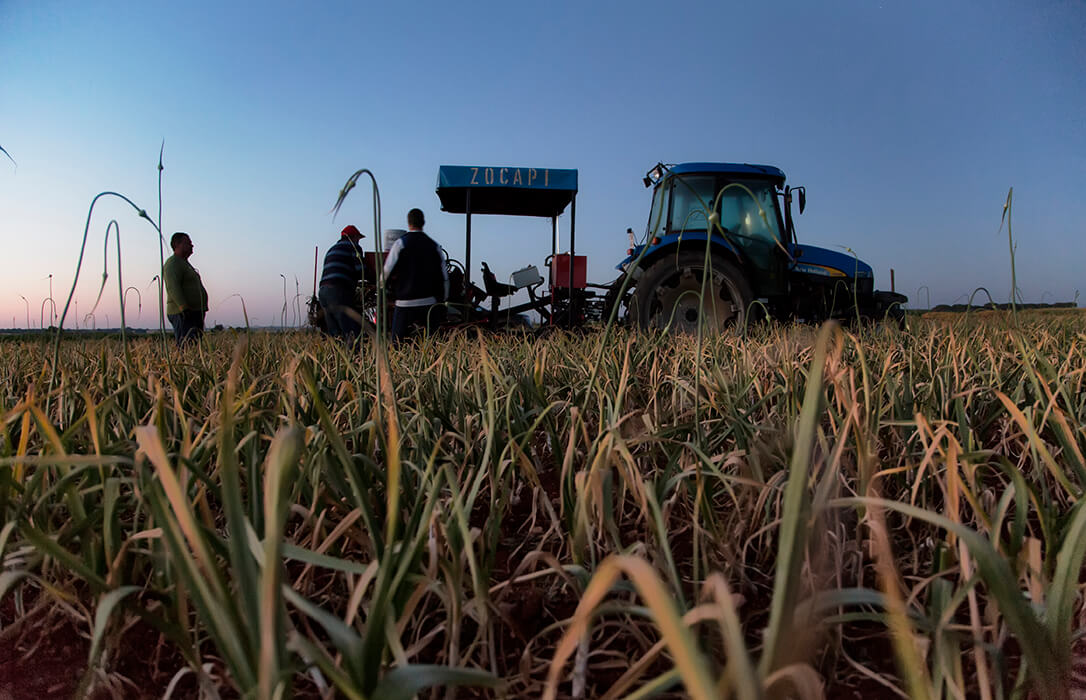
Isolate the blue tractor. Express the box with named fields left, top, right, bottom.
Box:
left=609, top=162, right=907, bottom=331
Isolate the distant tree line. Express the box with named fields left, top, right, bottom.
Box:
left=930, top=302, right=1077, bottom=312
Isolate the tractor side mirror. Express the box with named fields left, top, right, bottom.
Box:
left=798, top=189, right=806, bottom=214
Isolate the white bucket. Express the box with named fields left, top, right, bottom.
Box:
left=383, top=228, right=406, bottom=248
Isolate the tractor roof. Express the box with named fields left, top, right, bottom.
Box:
left=669, top=162, right=786, bottom=184
left=436, top=165, right=577, bottom=218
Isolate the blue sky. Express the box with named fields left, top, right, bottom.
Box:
left=1, top=0, right=1083, bottom=327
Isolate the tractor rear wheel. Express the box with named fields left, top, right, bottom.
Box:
left=632, top=251, right=752, bottom=333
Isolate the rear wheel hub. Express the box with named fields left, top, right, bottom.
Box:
left=652, top=264, right=738, bottom=333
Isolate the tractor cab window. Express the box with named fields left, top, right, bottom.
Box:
left=645, top=180, right=668, bottom=239
left=667, top=175, right=715, bottom=234
left=715, top=182, right=782, bottom=245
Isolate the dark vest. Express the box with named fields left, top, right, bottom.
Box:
left=390, top=231, right=444, bottom=302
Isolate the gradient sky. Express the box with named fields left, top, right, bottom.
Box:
left=1, top=0, right=1083, bottom=328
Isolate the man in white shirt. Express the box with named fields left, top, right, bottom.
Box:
left=383, top=209, right=448, bottom=341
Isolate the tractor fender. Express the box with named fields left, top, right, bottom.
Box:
left=618, top=233, right=744, bottom=279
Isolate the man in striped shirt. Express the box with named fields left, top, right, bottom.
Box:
left=318, top=225, right=366, bottom=341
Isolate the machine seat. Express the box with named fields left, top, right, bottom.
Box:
left=481, top=262, right=517, bottom=299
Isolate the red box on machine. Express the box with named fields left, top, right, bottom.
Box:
left=550, top=254, right=586, bottom=289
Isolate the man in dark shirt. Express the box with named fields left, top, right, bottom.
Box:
left=383, top=209, right=448, bottom=342
left=318, top=225, right=366, bottom=341
left=163, top=232, right=208, bottom=346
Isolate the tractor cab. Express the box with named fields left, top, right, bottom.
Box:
left=633, top=162, right=792, bottom=299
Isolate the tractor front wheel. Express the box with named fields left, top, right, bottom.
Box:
left=632, top=251, right=752, bottom=334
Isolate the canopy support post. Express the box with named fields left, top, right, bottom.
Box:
left=550, top=215, right=557, bottom=326
left=465, top=189, right=472, bottom=304
left=551, top=216, right=557, bottom=260
left=569, top=195, right=576, bottom=293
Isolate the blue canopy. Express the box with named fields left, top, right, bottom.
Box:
left=437, top=165, right=578, bottom=218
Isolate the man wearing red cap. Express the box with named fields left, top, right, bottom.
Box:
left=317, top=225, right=366, bottom=341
